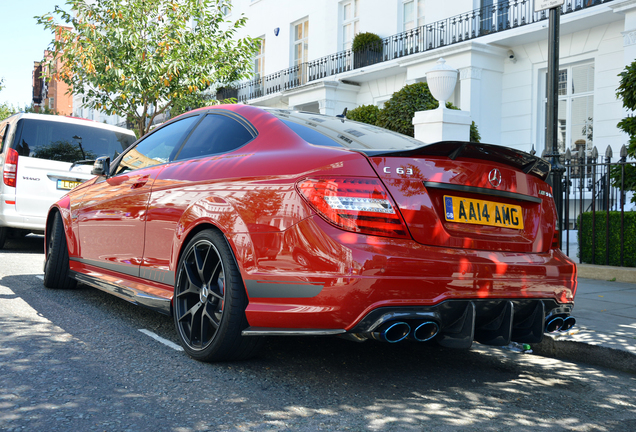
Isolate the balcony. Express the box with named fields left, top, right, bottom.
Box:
left=217, top=0, right=614, bottom=103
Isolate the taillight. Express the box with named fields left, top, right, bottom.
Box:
left=297, top=177, right=410, bottom=239
left=552, top=229, right=560, bottom=250
left=3, top=148, right=18, bottom=188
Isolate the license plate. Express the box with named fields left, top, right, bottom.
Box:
left=57, top=180, right=81, bottom=190
left=443, top=195, right=524, bottom=229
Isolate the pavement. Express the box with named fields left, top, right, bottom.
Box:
left=531, top=264, right=636, bottom=374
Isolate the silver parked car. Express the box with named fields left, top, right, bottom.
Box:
left=0, top=113, right=137, bottom=248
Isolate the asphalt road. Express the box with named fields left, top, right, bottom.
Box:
left=1, top=236, right=636, bottom=431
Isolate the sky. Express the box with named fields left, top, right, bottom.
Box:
left=0, top=1, right=64, bottom=107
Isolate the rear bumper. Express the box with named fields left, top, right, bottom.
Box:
left=349, top=298, right=571, bottom=347
left=0, top=198, right=46, bottom=231
left=240, top=216, right=577, bottom=332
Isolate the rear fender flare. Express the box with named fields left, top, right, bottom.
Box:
left=171, top=196, right=257, bottom=277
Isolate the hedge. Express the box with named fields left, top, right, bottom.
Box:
left=345, top=104, right=380, bottom=125
left=577, top=211, right=636, bottom=267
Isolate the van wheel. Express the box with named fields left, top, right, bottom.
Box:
left=0, top=227, right=6, bottom=250
left=43, top=213, right=77, bottom=289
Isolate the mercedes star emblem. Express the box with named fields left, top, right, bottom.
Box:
left=488, top=168, right=502, bottom=188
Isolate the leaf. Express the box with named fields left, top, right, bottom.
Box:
left=35, top=0, right=259, bottom=135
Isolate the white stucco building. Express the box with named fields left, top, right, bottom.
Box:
left=223, top=0, right=635, bottom=159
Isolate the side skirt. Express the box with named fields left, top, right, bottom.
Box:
left=70, top=270, right=172, bottom=316
left=242, top=327, right=346, bottom=336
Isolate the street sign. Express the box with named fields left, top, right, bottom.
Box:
left=535, top=0, right=565, bottom=13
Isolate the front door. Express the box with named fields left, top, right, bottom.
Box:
left=76, top=115, right=201, bottom=276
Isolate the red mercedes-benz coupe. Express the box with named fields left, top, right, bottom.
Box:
left=43, top=104, right=576, bottom=361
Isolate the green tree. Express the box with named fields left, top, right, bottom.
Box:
left=0, top=102, right=15, bottom=121
left=611, top=60, right=636, bottom=204
left=0, top=78, right=18, bottom=121
left=170, top=91, right=218, bottom=118
left=367, top=82, right=481, bottom=142
left=37, top=0, right=258, bottom=137
left=345, top=104, right=380, bottom=125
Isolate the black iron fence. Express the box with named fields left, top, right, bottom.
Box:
left=560, top=145, right=636, bottom=266
left=221, top=0, right=613, bottom=103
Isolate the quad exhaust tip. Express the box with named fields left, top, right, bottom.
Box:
left=370, top=320, right=441, bottom=343
left=545, top=316, right=576, bottom=333
left=371, top=322, right=411, bottom=343
left=411, top=321, right=440, bottom=342
left=560, top=316, right=576, bottom=331
left=546, top=316, right=565, bottom=333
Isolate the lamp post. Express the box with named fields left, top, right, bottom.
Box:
left=537, top=0, right=565, bottom=248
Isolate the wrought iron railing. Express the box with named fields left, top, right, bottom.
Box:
left=561, top=145, right=636, bottom=267
left=221, top=0, right=613, bottom=103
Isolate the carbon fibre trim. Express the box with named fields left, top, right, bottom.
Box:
left=241, top=327, right=345, bottom=336
left=350, top=299, right=574, bottom=348
left=244, top=279, right=323, bottom=298
left=69, top=257, right=175, bottom=286
left=424, top=181, right=542, bottom=204
left=70, top=271, right=171, bottom=315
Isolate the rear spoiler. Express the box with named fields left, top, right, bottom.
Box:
left=360, top=141, right=552, bottom=181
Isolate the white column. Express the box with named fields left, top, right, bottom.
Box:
left=318, top=99, right=337, bottom=116
left=610, top=0, right=636, bottom=66
left=459, top=66, right=482, bottom=127
left=413, top=58, right=473, bottom=143
left=413, top=108, right=472, bottom=143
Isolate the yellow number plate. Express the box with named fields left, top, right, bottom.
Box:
left=443, top=195, right=524, bottom=229
left=57, top=180, right=81, bottom=190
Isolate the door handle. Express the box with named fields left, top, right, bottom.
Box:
left=130, top=175, right=150, bottom=189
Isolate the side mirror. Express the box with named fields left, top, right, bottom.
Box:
left=91, top=156, right=111, bottom=176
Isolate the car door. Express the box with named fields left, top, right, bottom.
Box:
left=140, top=112, right=256, bottom=282
left=75, top=115, right=201, bottom=276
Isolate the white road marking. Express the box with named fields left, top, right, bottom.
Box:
left=139, top=329, right=184, bottom=351
left=36, top=275, right=44, bottom=280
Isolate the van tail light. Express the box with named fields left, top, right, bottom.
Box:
left=3, top=148, right=18, bottom=188
left=552, top=229, right=560, bottom=250
left=297, top=177, right=410, bottom=239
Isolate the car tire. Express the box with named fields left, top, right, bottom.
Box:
left=0, top=227, right=7, bottom=250
left=43, top=213, right=77, bottom=290
left=173, top=229, right=262, bottom=362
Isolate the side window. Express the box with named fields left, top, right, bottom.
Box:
left=174, top=114, right=254, bottom=161
left=281, top=119, right=341, bottom=147
left=116, top=116, right=199, bottom=174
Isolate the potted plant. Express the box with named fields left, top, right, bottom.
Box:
left=352, top=32, right=384, bottom=69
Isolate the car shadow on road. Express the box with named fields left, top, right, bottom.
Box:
left=0, top=234, right=44, bottom=254
left=2, top=272, right=636, bottom=431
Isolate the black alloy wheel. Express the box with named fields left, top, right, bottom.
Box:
left=43, top=212, right=77, bottom=289
left=173, top=230, right=261, bottom=362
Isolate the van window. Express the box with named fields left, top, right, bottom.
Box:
left=0, top=122, right=9, bottom=153
left=13, top=119, right=136, bottom=163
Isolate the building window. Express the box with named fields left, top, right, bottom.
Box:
left=542, top=62, right=594, bottom=155
left=254, top=37, right=265, bottom=77
left=342, top=0, right=359, bottom=51
left=403, top=0, right=424, bottom=31
left=480, top=0, right=509, bottom=34
left=292, top=18, right=309, bottom=67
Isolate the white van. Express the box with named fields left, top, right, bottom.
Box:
left=0, top=113, right=137, bottom=249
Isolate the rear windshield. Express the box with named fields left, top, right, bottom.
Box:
left=266, top=109, right=423, bottom=150
left=13, top=118, right=136, bottom=163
